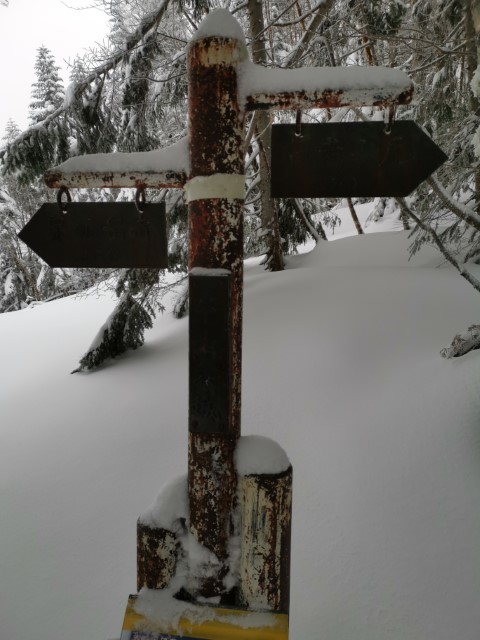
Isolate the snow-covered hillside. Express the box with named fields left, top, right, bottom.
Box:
left=1, top=207, right=480, bottom=640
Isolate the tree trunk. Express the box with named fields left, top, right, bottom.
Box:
left=286, top=0, right=335, bottom=68
left=465, top=0, right=480, bottom=212
left=247, top=0, right=284, bottom=271
left=347, top=198, right=364, bottom=234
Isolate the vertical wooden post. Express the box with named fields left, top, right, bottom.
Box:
left=186, top=20, right=247, bottom=597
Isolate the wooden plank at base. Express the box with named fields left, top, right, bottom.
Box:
left=120, top=595, right=289, bottom=640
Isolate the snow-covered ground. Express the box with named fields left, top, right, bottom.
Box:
left=1, top=204, right=480, bottom=640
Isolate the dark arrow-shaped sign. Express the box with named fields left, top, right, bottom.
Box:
left=271, top=121, right=447, bottom=198
left=18, top=201, right=168, bottom=268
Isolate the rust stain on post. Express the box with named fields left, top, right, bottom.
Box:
left=137, top=521, right=179, bottom=591
left=44, top=169, right=186, bottom=190
left=245, top=86, right=413, bottom=111
left=188, top=38, right=246, bottom=178
left=188, top=432, right=237, bottom=596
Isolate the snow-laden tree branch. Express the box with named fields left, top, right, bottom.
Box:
left=0, top=0, right=172, bottom=164
left=440, top=325, right=480, bottom=359
left=396, top=197, right=480, bottom=295
left=427, top=176, right=480, bottom=233
left=283, top=0, right=335, bottom=68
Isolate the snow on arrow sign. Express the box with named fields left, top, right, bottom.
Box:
left=271, top=121, right=447, bottom=198
left=18, top=201, right=168, bottom=269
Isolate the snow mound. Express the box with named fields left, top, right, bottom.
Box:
left=235, top=435, right=290, bottom=476
left=139, top=474, right=188, bottom=530
left=192, top=8, right=245, bottom=42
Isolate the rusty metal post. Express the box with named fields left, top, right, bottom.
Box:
left=186, top=21, right=247, bottom=597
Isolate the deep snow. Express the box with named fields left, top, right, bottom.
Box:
left=1, top=205, right=480, bottom=640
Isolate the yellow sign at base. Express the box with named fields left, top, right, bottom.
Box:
left=120, top=595, right=289, bottom=640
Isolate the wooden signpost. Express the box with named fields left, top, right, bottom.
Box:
left=18, top=8, right=446, bottom=640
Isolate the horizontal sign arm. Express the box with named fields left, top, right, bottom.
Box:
left=240, top=63, right=413, bottom=111
left=44, top=168, right=187, bottom=190
left=44, top=137, right=189, bottom=190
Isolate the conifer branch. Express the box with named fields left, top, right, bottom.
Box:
left=396, top=197, right=480, bottom=294
left=0, top=0, right=171, bottom=163
left=427, top=176, right=480, bottom=233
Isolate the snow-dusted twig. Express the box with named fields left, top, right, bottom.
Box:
left=396, top=197, right=480, bottom=294
left=399, top=198, right=480, bottom=360
left=440, top=325, right=480, bottom=359
left=291, top=198, right=326, bottom=242
left=427, top=176, right=480, bottom=233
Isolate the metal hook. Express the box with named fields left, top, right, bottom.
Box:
left=295, top=110, right=303, bottom=138
left=384, top=104, right=395, bottom=135
left=57, top=186, right=72, bottom=213
left=135, top=187, right=146, bottom=213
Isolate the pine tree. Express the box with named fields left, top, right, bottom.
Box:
left=29, top=46, right=65, bottom=125
left=0, top=185, right=42, bottom=312
left=2, top=46, right=70, bottom=183
left=2, top=119, right=21, bottom=145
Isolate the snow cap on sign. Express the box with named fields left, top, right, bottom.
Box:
left=192, top=8, right=246, bottom=42
left=51, top=136, right=189, bottom=175
left=240, top=62, right=412, bottom=99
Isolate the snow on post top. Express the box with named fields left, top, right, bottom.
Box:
left=191, top=8, right=246, bottom=43
left=138, top=474, right=188, bottom=531
left=235, top=435, right=291, bottom=476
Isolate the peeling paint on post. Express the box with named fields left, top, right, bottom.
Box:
left=238, top=467, right=293, bottom=613
left=137, top=522, right=179, bottom=591
left=186, top=27, right=247, bottom=597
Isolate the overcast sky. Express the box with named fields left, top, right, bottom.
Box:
left=0, top=0, right=109, bottom=137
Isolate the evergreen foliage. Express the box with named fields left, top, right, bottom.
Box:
left=29, top=46, right=65, bottom=124
left=0, top=186, right=39, bottom=311
left=2, top=119, right=21, bottom=144
left=2, top=46, right=70, bottom=183
left=73, top=292, right=153, bottom=372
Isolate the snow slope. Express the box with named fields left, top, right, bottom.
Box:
left=1, top=209, right=480, bottom=640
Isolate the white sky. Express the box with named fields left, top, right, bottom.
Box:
left=0, top=0, right=110, bottom=137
